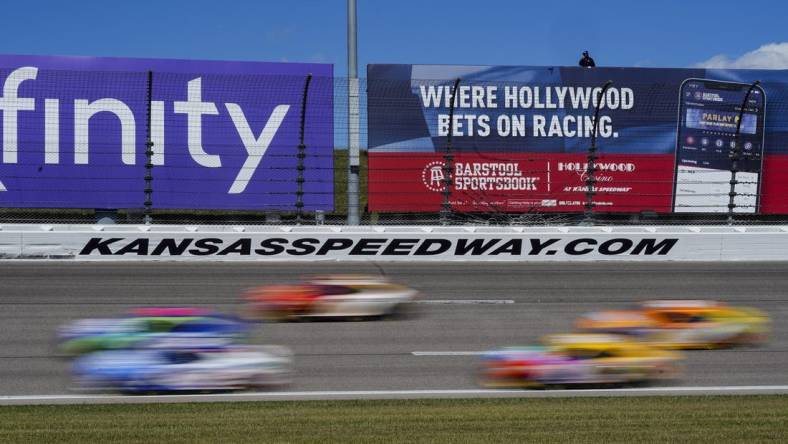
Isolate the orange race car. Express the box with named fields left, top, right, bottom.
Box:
left=575, top=300, right=769, bottom=349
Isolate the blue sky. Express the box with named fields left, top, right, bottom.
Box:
left=2, top=0, right=787, bottom=74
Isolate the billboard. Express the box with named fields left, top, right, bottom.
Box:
left=367, top=64, right=788, bottom=214
left=0, top=54, right=333, bottom=210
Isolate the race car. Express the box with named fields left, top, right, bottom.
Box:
left=72, top=345, right=292, bottom=393
left=128, top=307, right=213, bottom=317
left=575, top=300, right=769, bottom=349
left=244, top=275, right=418, bottom=321
left=58, top=309, right=249, bottom=356
left=479, top=333, right=682, bottom=389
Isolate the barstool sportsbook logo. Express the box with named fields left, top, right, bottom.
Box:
left=422, top=161, right=447, bottom=192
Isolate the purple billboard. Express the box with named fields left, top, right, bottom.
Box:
left=0, top=54, right=333, bottom=210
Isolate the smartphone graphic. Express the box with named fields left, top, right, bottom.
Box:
left=673, top=79, right=766, bottom=213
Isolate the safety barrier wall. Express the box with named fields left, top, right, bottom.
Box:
left=1, top=225, right=787, bottom=261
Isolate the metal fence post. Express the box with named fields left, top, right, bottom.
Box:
left=347, top=0, right=361, bottom=225
left=727, top=80, right=761, bottom=225
left=440, top=78, right=461, bottom=226
left=582, top=80, right=613, bottom=225
left=143, top=70, right=154, bottom=225
left=296, top=74, right=313, bottom=225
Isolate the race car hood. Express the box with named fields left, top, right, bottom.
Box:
left=58, top=318, right=139, bottom=340
left=575, top=310, right=657, bottom=331
left=73, top=350, right=162, bottom=380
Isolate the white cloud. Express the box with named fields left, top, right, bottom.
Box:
left=693, top=42, right=788, bottom=69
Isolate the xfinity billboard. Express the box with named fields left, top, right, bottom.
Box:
left=0, top=55, right=334, bottom=210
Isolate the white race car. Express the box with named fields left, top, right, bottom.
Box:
left=245, top=275, right=418, bottom=321
left=72, top=345, right=292, bottom=393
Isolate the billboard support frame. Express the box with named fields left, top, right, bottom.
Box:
left=143, top=70, right=154, bottom=225
left=296, top=74, right=313, bottom=225
left=583, top=80, right=613, bottom=225
left=440, top=78, right=462, bottom=226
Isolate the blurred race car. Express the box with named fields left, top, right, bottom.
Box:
left=58, top=308, right=248, bottom=356
left=244, top=275, right=418, bottom=321
left=72, top=345, right=292, bottom=393
left=479, top=333, right=681, bottom=389
left=575, top=300, right=769, bottom=349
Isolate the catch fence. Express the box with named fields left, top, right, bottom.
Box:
left=1, top=64, right=787, bottom=225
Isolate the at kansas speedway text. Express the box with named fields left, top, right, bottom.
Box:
left=79, top=237, right=678, bottom=257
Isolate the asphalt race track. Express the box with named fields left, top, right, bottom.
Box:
left=1, top=262, right=787, bottom=403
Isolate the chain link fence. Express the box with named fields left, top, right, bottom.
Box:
left=1, top=67, right=787, bottom=225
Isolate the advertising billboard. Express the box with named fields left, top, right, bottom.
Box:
left=0, top=54, right=333, bottom=210
left=367, top=64, right=788, bottom=214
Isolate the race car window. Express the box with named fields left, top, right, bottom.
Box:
left=146, top=319, right=175, bottom=333
left=164, top=351, right=200, bottom=364
left=315, top=285, right=357, bottom=296
left=172, top=321, right=213, bottom=333
left=660, top=312, right=692, bottom=323
left=172, top=319, right=239, bottom=333
left=567, top=349, right=611, bottom=360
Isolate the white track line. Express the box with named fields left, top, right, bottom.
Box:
left=2, top=386, right=788, bottom=405
left=416, top=300, right=515, bottom=305
left=412, top=351, right=488, bottom=356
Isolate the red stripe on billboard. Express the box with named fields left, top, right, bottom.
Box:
left=368, top=153, right=674, bottom=213
left=760, top=155, right=788, bottom=214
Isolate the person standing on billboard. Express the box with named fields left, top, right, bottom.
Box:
left=579, top=51, right=596, bottom=68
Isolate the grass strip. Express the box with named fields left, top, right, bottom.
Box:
left=1, top=395, right=787, bottom=443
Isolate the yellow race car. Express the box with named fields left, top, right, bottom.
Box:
left=480, top=333, right=682, bottom=389
left=575, top=300, right=769, bottom=349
